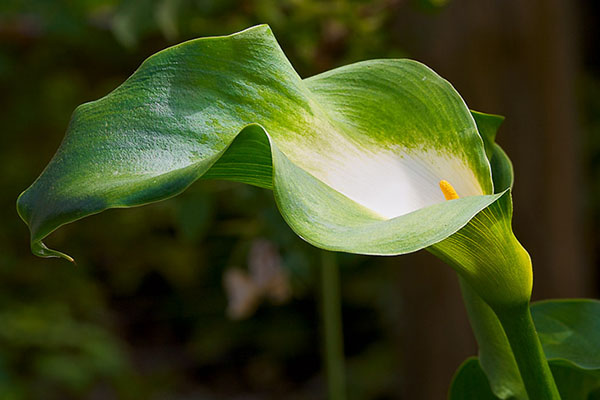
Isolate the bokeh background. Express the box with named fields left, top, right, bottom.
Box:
left=1, top=0, right=598, bottom=399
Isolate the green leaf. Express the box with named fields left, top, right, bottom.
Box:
left=530, top=298, right=600, bottom=399
left=532, top=299, right=600, bottom=371
left=451, top=299, right=600, bottom=400
left=17, top=24, right=502, bottom=262
left=448, top=357, right=500, bottom=400
left=550, top=363, right=600, bottom=400
left=450, top=358, right=600, bottom=400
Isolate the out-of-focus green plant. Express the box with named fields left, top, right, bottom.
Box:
left=16, top=25, right=600, bottom=399
left=0, top=302, right=132, bottom=398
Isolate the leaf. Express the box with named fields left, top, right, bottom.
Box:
left=17, top=24, right=502, bottom=261
left=531, top=299, right=600, bottom=371
left=550, top=363, right=600, bottom=400
left=449, top=358, right=600, bottom=400
left=450, top=299, right=600, bottom=400
left=448, top=357, right=500, bottom=400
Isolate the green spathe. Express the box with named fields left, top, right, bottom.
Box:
left=430, top=193, right=532, bottom=307
left=17, top=25, right=528, bottom=307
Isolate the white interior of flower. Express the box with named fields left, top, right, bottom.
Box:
left=305, top=146, right=486, bottom=220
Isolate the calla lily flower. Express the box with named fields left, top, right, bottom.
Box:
left=17, top=24, right=531, bottom=308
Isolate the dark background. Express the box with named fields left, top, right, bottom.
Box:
left=0, top=0, right=598, bottom=399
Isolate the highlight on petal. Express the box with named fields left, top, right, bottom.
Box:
left=308, top=147, right=485, bottom=219
left=17, top=24, right=501, bottom=261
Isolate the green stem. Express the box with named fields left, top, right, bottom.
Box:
left=458, top=278, right=528, bottom=398
left=494, top=303, right=561, bottom=400
left=320, top=251, right=347, bottom=400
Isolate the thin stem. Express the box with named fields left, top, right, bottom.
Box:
left=458, top=278, right=528, bottom=398
left=494, top=303, right=561, bottom=400
left=320, top=251, right=347, bottom=400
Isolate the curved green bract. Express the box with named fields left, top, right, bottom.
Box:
left=430, top=191, right=532, bottom=307
left=17, top=24, right=504, bottom=261
left=471, top=111, right=513, bottom=193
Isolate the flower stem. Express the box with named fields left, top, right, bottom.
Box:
left=494, top=303, right=561, bottom=400
left=320, top=251, right=347, bottom=400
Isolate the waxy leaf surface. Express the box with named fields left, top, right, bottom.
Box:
left=532, top=299, right=600, bottom=371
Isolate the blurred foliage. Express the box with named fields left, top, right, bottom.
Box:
left=0, top=0, right=436, bottom=398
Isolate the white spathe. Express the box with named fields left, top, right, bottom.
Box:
left=302, top=145, right=486, bottom=220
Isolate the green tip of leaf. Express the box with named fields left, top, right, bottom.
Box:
left=17, top=190, right=75, bottom=262
left=31, top=240, right=75, bottom=263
